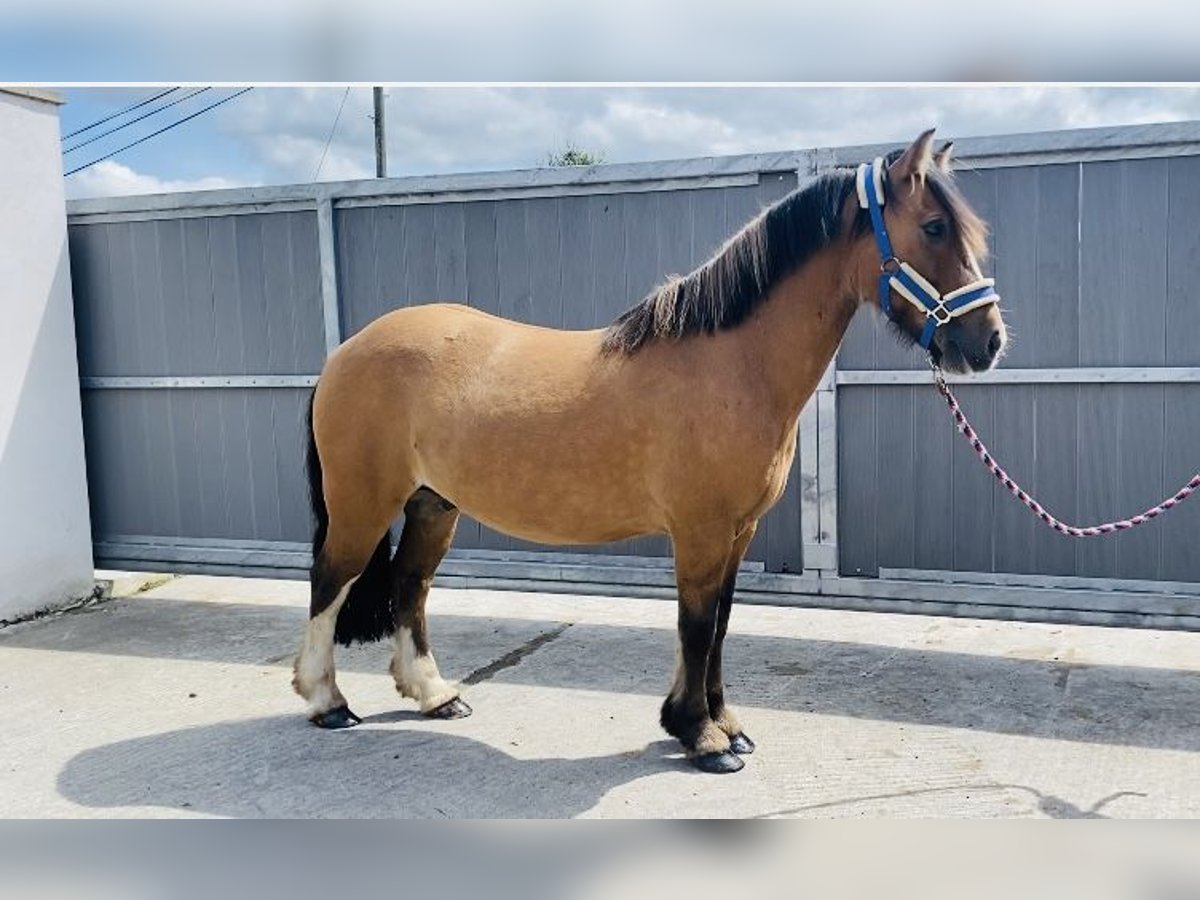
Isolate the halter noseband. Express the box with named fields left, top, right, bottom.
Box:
left=856, top=158, right=999, bottom=350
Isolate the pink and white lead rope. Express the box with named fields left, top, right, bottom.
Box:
left=933, top=367, right=1200, bottom=537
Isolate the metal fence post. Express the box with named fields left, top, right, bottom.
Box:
left=316, top=196, right=341, bottom=355
left=800, top=360, right=839, bottom=573
left=799, top=151, right=839, bottom=576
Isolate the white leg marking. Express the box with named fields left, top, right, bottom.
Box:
left=294, top=575, right=358, bottom=715
left=713, top=704, right=743, bottom=737
left=391, top=626, right=458, bottom=713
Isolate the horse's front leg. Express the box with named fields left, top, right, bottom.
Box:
left=661, top=529, right=744, bottom=774
left=707, top=521, right=757, bottom=756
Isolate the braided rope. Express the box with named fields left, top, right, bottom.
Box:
left=934, top=368, right=1200, bottom=537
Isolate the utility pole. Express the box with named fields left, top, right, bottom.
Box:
left=373, top=87, right=387, bottom=178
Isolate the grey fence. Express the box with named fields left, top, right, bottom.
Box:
left=67, top=161, right=804, bottom=580
left=67, top=121, right=1200, bottom=629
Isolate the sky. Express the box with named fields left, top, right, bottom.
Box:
left=58, top=85, right=1200, bottom=200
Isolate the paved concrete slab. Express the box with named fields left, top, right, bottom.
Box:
left=0, top=574, right=1197, bottom=818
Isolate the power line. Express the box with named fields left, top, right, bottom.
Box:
left=61, top=87, right=178, bottom=141
left=313, top=87, right=351, bottom=181
left=63, top=87, right=212, bottom=154
left=64, top=88, right=253, bottom=178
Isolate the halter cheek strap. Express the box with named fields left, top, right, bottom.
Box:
left=856, top=157, right=999, bottom=349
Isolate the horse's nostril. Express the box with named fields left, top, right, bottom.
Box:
left=987, top=329, right=1002, bottom=359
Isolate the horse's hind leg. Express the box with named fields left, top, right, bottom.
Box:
left=294, top=501, right=405, bottom=728
left=389, top=488, right=471, bottom=719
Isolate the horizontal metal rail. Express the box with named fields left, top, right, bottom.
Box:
left=880, top=566, right=1200, bottom=598
left=836, top=367, right=1200, bottom=386
left=92, top=534, right=1200, bottom=629
left=80, top=368, right=1200, bottom=391
left=80, top=375, right=317, bottom=389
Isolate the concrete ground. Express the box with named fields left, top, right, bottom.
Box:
left=0, top=572, right=1197, bottom=818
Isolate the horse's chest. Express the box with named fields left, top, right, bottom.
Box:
left=705, top=416, right=798, bottom=526
left=749, top=429, right=798, bottom=517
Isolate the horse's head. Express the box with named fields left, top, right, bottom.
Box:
left=854, top=129, right=1007, bottom=374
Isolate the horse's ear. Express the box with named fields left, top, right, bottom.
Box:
left=933, top=141, right=954, bottom=173
left=889, top=128, right=937, bottom=187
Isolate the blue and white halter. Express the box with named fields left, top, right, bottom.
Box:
left=856, top=158, right=999, bottom=350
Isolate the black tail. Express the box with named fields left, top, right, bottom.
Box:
left=305, top=391, right=329, bottom=563
left=305, top=389, right=397, bottom=647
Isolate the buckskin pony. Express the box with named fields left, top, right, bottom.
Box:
left=294, top=130, right=1007, bottom=773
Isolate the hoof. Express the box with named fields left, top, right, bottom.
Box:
left=728, top=732, right=756, bottom=755
left=426, top=697, right=472, bottom=719
left=691, top=750, right=745, bottom=774
left=311, top=704, right=361, bottom=729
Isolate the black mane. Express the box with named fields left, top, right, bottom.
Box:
left=600, top=169, right=867, bottom=355
left=601, top=150, right=986, bottom=356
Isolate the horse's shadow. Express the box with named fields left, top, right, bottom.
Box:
left=56, top=714, right=684, bottom=818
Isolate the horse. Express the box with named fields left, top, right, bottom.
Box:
left=292, top=129, right=1007, bottom=774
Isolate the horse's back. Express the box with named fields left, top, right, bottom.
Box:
left=360, top=301, right=597, bottom=345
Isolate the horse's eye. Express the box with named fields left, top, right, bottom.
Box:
left=922, top=219, right=947, bottom=240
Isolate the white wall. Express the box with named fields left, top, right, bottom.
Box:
left=0, top=89, right=94, bottom=619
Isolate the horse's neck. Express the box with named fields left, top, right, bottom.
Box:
left=741, top=253, right=859, bottom=420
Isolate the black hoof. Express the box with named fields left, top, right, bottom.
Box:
left=311, top=704, right=361, bottom=729
left=728, top=732, right=756, bottom=755
left=691, top=750, right=745, bottom=774
left=426, top=697, right=472, bottom=719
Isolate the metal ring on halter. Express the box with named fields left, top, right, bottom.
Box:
left=880, top=256, right=900, bottom=274
left=930, top=305, right=952, bottom=325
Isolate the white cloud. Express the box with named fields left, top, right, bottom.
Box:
left=219, top=87, right=376, bottom=183
left=64, top=160, right=246, bottom=199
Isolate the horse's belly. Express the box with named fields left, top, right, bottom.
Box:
left=462, top=503, right=654, bottom=546
left=444, top=483, right=658, bottom=546
left=417, top=438, right=661, bottom=546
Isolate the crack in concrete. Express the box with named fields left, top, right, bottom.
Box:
left=120, top=573, right=182, bottom=597
left=0, top=583, right=111, bottom=630
left=1, top=573, right=182, bottom=631
left=462, top=623, right=572, bottom=686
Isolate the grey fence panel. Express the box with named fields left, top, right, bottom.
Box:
left=80, top=386, right=312, bottom=544
left=1033, top=164, right=1082, bottom=368
left=951, top=383, right=996, bottom=574
left=837, top=387, right=876, bottom=577
left=1161, top=384, right=1200, bottom=581
left=912, top=382, right=956, bottom=572
left=1166, top=156, right=1200, bottom=365
left=70, top=213, right=325, bottom=378
left=69, top=209, right=325, bottom=554
left=990, top=384, right=1036, bottom=574
left=839, top=381, right=1200, bottom=581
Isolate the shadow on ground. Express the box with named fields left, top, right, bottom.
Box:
left=6, top=594, right=1199, bottom=754
left=56, top=716, right=682, bottom=818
